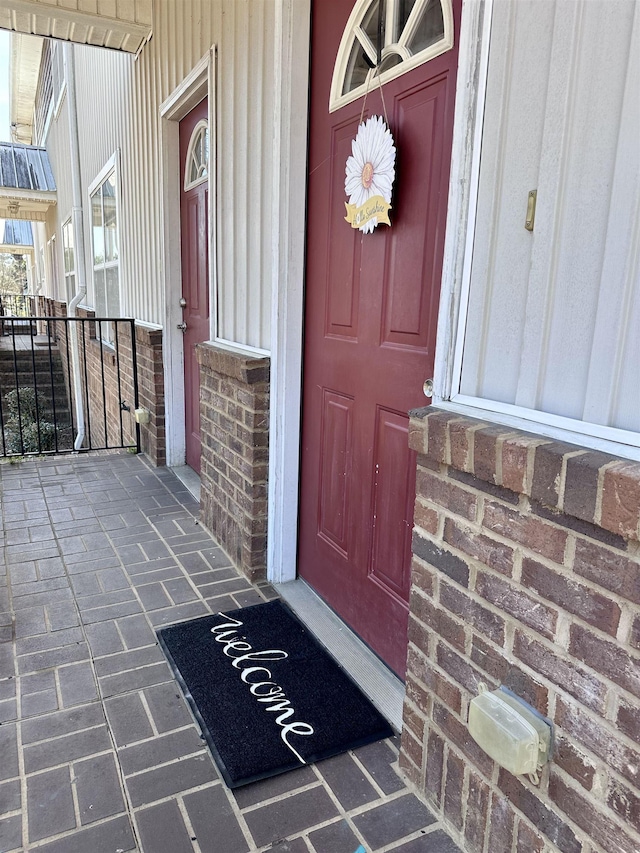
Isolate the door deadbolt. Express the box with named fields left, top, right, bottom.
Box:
left=179, top=297, right=187, bottom=308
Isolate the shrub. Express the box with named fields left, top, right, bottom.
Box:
left=3, top=387, right=57, bottom=454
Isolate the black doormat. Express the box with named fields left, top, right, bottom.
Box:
left=156, top=599, right=394, bottom=788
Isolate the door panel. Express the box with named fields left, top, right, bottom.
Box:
left=299, top=0, right=460, bottom=677
left=179, top=99, right=209, bottom=474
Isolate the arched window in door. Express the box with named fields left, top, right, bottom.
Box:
left=184, top=119, right=209, bottom=191
left=330, top=0, right=454, bottom=112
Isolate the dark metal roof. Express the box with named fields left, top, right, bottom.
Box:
left=0, top=143, right=56, bottom=192
left=1, top=220, right=34, bottom=247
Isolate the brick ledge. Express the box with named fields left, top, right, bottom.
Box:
left=196, top=342, right=269, bottom=384
left=409, top=407, right=640, bottom=543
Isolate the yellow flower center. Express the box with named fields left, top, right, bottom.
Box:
left=361, top=162, right=374, bottom=189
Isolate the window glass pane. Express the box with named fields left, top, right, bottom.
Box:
left=106, top=266, right=120, bottom=318
left=343, top=38, right=373, bottom=95
left=362, top=0, right=385, bottom=44
left=65, top=272, right=75, bottom=304
left=94, top=268, right=106, bottom=317
left=407, top=0, right=444, bottom=53
left=103, top=174, right=118, bottom=262
left=188, top=126, right=209, bottom=185
left=91, top=191, right=104, bottom=265
left=395, top=0, right=416, bottom=35
left=63, top=222, right=75, bottom=274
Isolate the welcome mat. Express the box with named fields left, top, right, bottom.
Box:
left=156, top=599, right=394, bottom=788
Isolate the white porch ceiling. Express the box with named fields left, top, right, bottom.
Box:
left=0, top=0, right=153, bottom=53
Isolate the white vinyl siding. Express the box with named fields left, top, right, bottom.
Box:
left=41, top=0, right=276, bottom=350
left=454, top=0, right=640, bottom=447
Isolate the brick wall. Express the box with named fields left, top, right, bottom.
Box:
left=38, top=299, right=165, bottom=465
left=401, top=407, right=640, bottom=853
left=196, top=343, right=269, bottom=582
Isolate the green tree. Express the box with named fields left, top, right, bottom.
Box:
left=0, top=253, right=28, bottom=294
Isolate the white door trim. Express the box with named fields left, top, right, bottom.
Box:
left=266, top=0, right=311, bottom=584
left=159, top=49, right=217, bottom=468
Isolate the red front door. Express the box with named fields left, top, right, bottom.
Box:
left=179, top=99, right=209, bottom=473
left=298, top=0, right=460, bottom=677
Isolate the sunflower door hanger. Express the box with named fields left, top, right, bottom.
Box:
left=344, top=115, right=396, bottom=233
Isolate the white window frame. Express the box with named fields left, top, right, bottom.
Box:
left=88, top=152, right=121, bottom=343
left=330, top=0, right=454, bottom=112
left=433, top=0, right=640, bottom=463
left=61, top=216, right=76, bottom=306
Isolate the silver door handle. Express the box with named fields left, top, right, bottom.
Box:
left=177, top=322, right=187, bottom=332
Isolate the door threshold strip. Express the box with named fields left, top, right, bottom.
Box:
left=274, top=579, right=404, bottom=732
left=171, top=465, right=201, bottom=502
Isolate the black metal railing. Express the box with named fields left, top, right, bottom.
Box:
left=0, top=294, right=34, bottom=337
left=0, top=316, right=140, bottom=457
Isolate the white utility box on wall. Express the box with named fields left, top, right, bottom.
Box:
left=468, top=685, right=553, bottom=784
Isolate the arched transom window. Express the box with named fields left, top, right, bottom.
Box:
left=184, top=120, right=209, bottom=191
left=330, top=0, right=454, bottom=112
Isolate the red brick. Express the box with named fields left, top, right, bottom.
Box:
left=531, top=442, right=579, bottom=510
left=569, top=624, right=640, bottom=699
left=487, top=793, right=515, bottom=853
left=402, top=699, right=425, bottom=743
left=415, top=467, right=477, bottom=521
left=513, top=631, right=607, bottom=714
left=563, top=451, right=614, bottom=523
left=424, top=411, right=450, bottom=464
left=474, top=427, right=504, bottom=484
left=549, top=772, right=638, bottom=853
left=424, top=728, right=444, bottom=807
left=407, top=646, right=462, bottom=713
left=449, top=419, right=473, bottom=472
left=440, top=582, right=505, bottom=646
left=432, top=702, right=494, bottom=779
left=412, top=532, right=470, bottom=587
left=553, top=737, right=596, bottom=790
left=401, top=726, right=424, bottom=772
left=617, top=698, right=640, bottom=745
left=408, top=420, right=426, bottom=453
left=437, top=641, right=491, bottom=694
left=411, top=557, right=435, bottom=597
left=451, top=468, right=520, bottom=505
left=413, top=501, right=439, bottom=535
left=475, top=571, right=557, bottom=639
left=406, top=674, right=432, bottom=717
left=573, top=539, right=640, bottom=605
left=443, top=750, right=464, bottom=830
left=398, top=751, right=421, bottom=787
left=469, top=635, right=548, bottom=711
left=522, top=556, right=620, bottom=636
left=416, top=452, right=440, bottom=472
left=516, top=820, right=544, bottom=853
left=601, top=461, right=640, bottom=541
left=556, top=698, right=640, bottom=789
left=464, top=772, right=489, bottom=853
left=502, top=439, right=530, bottom=495
left=409, top=593, right=466, bottom=652
left=607, top=778, right=640, bottom=835
left=443, top=518, right=514, bottom=576
left=482, top=501, right=568, bottom=563
left=498, top=769, right=580, bottom=853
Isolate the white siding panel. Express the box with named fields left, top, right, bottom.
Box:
left=40, top=0, right=276, bottom=349
left=459, top=0, right=640, bottom=435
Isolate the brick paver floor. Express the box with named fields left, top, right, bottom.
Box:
left=0, top=452, right=461, bottom=853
